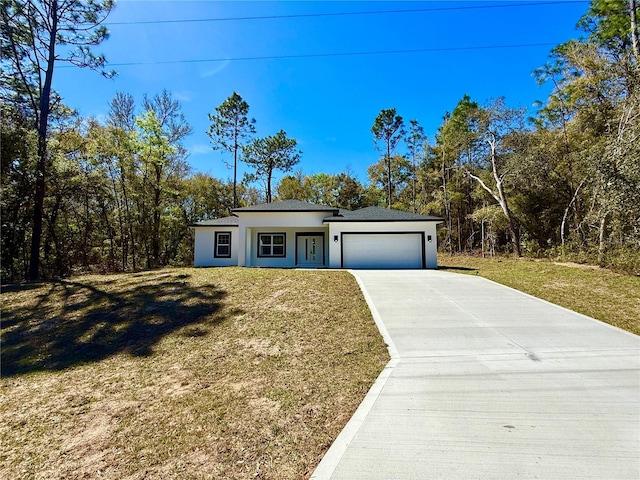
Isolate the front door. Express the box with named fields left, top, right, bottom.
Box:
left=296, top=235, right=324, bottom=267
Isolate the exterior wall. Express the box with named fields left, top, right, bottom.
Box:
left=245, top=226, right=328, bottom=268
left=194, top=212, right=440, bottom=269
left=327, top=221, right=440, bottom=269
left=193, top=227, right=238, bottom=267
left=237, top=211, right=330, bottom=267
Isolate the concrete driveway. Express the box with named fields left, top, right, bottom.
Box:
left=312, top=270, right=640, bottom=479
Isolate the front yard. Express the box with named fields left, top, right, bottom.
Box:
left=1, top=268, right=389, bottom=479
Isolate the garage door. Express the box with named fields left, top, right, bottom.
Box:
left=342, top=233, right=424, bottom=269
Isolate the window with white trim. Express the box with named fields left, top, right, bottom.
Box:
left=258, top=233, right=286, bottom=257
left=215, top=232, right=231, bottom=258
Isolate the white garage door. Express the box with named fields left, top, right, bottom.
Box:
left=342, top=233, right=424, bottom=269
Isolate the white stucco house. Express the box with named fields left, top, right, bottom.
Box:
left=192, top=200, right=443, bottom=269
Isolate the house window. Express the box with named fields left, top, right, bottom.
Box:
left=215, top=232, right=232, bottom=258
left=258, top=233, right=286, bottom=257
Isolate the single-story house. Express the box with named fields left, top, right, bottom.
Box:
left=192, top=200, right=444, bottom=269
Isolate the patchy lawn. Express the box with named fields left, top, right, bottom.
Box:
left=439, top=254, right=640, bottom=336
left=1, top=268, right=389, bottom=479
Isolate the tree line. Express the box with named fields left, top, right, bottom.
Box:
left=287, top=0, right=639, bottom=272
left=1, top=0, right=639, bottom=281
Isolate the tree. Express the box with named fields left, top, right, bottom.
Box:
left=105, top=92, right=137, bottom=270
left=1, top=0, right=114, bottom=279
left=577, top=0, right=639, bottom=62
left=305, top=173, right=339, bottom=206
left=277, top=171, right=309, bottom=201
left=334, top=173, right=365, bottom=210
left=133, top=96, right=191, bottom=268
left=533, top=0, right=640, bottom=262
left=435, top=96, right=482, bottom=253
left=243, top=130, right=301, bottom=203
left=371, top=108, right=405, bottom=208
left=0, top=102, right=37, bottom=281
left=207, top=92, right=256, bottom=208
left=367, top=154, right=412, bottom=210
left=463, top=99, right=526, bottom=257
left=405, top=119, right=426, bottom=212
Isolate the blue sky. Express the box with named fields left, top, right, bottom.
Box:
left=55, top=1, right=589, bottom=184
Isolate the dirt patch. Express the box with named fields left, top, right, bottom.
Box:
left=237, top=338, right=282, bottom=357
left=249, top=396, right=281, bottom=415
left=551, top=261, right=604, bottom=271
left=141, top=366, right=199, bottom=398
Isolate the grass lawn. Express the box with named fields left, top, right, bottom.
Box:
left=1, top=268, right=389, bottom=479
left=439, top=254, right=640, bottom=336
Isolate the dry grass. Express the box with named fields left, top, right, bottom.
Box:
left=439, top=254, right=640, bottom=336
left=1, top=268, right=389, bottom=479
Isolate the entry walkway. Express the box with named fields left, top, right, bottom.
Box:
left=312, top=270, right=640, bottom=479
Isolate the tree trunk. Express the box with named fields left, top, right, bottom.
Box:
left=266, top=167, right=273, bottom=203
left=481, top=218, right=485, bottom=258
left=387, top=145, right=392, bottom=208
left=43, top=192, right=62, bottom=277
left=560, top=176, right=587, bottom=247
left=630, top=0, right=639, bottom=62
left=120, top=165, right=135, bottom=271
left=152, top=164, right=162, bottom=267
left=233, top=132, right=238, bottom=209
left=494, top=174, right=521, bottom=256
left=503, top=201, right=522, bottom=257
left=28, top=1, right=58, bottom=281
left=598, top=213, right=607, bottom=265
left=108, top=167, right=126, bottom=271
left=29, top=137, right=47, bottom=280
left=441, top=146, right=452, bottom=254
left=83, top=175, right=91, bottom=267
left=467, top=134, right=521, bottom=257
left=457, top=211, right=462, bottom=253
left=412, top=155, right=417, bottom=213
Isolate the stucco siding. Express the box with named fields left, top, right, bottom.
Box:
left=193, top=227, right=238, bottom=267
left=239, top=211, right=329, bottom=228
left=237, top=212, right=330, bottom=266
left=244, top=226, right=328, bottom=268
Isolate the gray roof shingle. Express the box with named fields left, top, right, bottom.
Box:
left=233, top=199, right=340, bottom=213
left=324, top=206, right=444, bottom=222
left=191, top=216, right=239, bottom=227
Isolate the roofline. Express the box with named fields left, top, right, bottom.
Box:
left=187, top=223, right=238, bottom=228
left=190, top=224, right=239, bottom=228
left=232, top=208, right=340, bottom=214
left=323, top=218, right=445, bottom=223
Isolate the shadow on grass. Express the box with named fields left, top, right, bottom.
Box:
left=1, top=272, right=235, bottom=377
left=438, top=266, right=479, bottom=272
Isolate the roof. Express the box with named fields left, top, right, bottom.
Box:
left=232, top=199, right=340, bottom=214
left=192, top=203, right=444, bottom=226
left=323, top=206, right=444, bottom=223
left=191, top=216, right=239, bottom=227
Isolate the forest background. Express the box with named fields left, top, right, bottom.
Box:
left=2, top=0, right=639, bottom=282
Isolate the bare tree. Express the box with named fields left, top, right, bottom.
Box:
left=464, top=99, right=525, bottom=257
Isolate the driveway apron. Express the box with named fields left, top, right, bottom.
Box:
left=312, top=270, right=640, bottom=479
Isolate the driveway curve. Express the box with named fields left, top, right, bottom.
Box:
left=312, top=270, right=640, bottom=480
